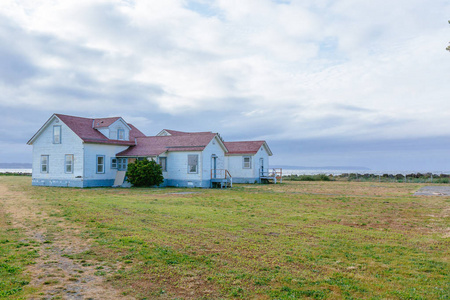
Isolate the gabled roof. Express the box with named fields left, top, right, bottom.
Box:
left=117, top=132, right=225, bottom=157
left=128, top=124, right=146, bottom=140
left=27, top=114, right=145, bottom=146
left=93, top=117, right=130, bottom=129
left=224, top=141, right=273, bottom=156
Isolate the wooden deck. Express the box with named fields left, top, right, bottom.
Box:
left=211, top=169, right=232, bottom=188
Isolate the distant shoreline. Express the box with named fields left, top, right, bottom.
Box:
left=281, top=168, right=450, bottom=176
left=2, top=167, right=449, bottom=177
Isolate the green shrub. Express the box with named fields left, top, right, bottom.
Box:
left=285, top=174, right=331, bottom=181
left=125, top=159, right=164, bottom=187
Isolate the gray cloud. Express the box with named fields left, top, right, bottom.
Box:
left=0, top=0, right=449, bottom=171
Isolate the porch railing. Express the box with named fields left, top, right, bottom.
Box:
left=211, top=169, right=232, bottom=179
left=260, top=168, right=283, bottom=183
left=211, top=169, right=233, bottom=188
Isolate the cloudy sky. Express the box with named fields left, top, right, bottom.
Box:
left=1, top=0, right=449, bottom=171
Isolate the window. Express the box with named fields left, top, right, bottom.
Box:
left=96, top=155, right=105, bottom=173
left=243, top=156, right=252, bottom=169
left=65, top=154, right=74, bottom=173
left=159, top=157, right=167, bottom=172
left=118, top=158, right=127, bottom=171
left=117, top=129, right=125, bottom=140
left=41, top=155, right=49, bottom=173
left=111, top=158, right=127, bottom=170
left=53, top=125, right=61, bottom=144
left=188, top=155, right=198, bottom=174
left=111, top=158, right=118, bottom=169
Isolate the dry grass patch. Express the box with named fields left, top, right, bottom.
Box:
left=2, top=177, right=449, bottom=299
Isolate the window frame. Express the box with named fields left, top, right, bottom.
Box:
left=111, top=158, right=118, bottom=169
left=53, top=125, right=61, bottom=144
left=40, top=155, right=49, bottom=173
left=96, top=155, right=105, bottom=174
left=65, top=154, right=74, bottom=174
left=118, top=158, right=127, bottom=171
left=187, top=154, right=199, bottom=174
left=243, top=156, right=252, bottom=169
left=117, top=129, right=125, bottom=140
left=159, top=157, right=167, bottom=172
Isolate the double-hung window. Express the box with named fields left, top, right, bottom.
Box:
left=65, top=154, right=74, bottom=173
left=159, top=157, right=167, bottom=172
left=41, top=155, right=49, bottom=173
left=96, top=155, right=105, bottom=174
left=187, top=155, right=198, bottom=174
left=53, top=125, right=61, bottom=144
left=117, top=129, right=125, bottom=140
left=243, top=156, right=252, bottom=169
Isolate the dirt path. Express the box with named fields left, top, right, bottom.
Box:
left=414, top=186, right=450, bottom=196
left=0, top=182, right=134, bottom=299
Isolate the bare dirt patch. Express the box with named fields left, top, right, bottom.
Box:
left=0, top=180, right=134, bottom=299
left=414, top=186, right=450, bottom=196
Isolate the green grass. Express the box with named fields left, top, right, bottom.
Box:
left=2, top=177, right=450, bottom=299
left=0, top=202, right=36, bottom=298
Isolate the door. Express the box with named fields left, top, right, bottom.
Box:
left=211, top=155, right=217, bottom=179
left=118, top=158, right=127, bottom=171
left=260, top=158, right=264, bottom=177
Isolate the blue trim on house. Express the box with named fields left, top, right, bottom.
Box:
left=231, top=177, right=260, bottom=184
left=82, top=179, right=115, bottom=188
left=162, top=179, right=210, bottom=188
left=32, top=178, right=83, bottom=188
left=32, top=178, right=115, bottom=188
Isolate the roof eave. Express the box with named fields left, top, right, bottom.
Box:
left=27, top=114, right=58, bottom=145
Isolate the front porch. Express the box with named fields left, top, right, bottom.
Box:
left=260, top=168, right=283, bottom=184
left=211, top=169, right=233, bottom=188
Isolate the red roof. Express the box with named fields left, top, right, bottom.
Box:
left=93, top=117, right=121, bottom=128
left=117, top=132, right=217, bottom=157
left=54, top=114, right=143, bottom=145
left=160, top=129, right=213, bottom=136
left=128, top=123, right=146, bottom=140
left=224, top=141, right=265, bottom=154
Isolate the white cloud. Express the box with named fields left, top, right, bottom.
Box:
left=1, top=0, right=450, bottom=164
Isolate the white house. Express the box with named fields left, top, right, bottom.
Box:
left=28, top=114, right=275, bottom=188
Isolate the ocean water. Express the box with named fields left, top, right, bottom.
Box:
left=0, top=168, right=32, bottom=173
left=2, top=168, right=449, bottom=176
left=281, top=169, right=450, bottom=176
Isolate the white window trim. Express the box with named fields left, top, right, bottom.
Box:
left=187, top=154, right=199, bottom=174
left=53, top=125, right=61, bottom=144
left=243, top=156, right=252, bottom=169
left=117, top=129, right=125, bottom=140
left=65, top=154, right=74, bottom=174
left=96, top=155, right=105, bottom=174
left=41, top=155, right=49, bottom=173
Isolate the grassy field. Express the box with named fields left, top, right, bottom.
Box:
left=0, top=182, right=36, bottom=298
left=1, top=177, right=449, bottom=299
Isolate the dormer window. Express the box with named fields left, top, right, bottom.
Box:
left=53, top=125, right=61, bottom=144
left=117, top=129, right=125, bottom=140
